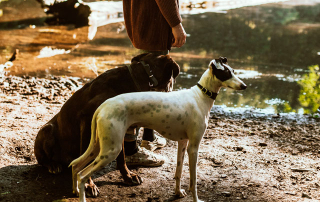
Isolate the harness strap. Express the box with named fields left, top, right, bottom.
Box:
left=197, top=83, right=218, bottom=100
left=140, top=61, right=159, bottom=87
left=127, top=61, right=160, bottom=91
left=127, top=65, right=142, bottom=92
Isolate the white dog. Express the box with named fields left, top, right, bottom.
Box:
left=70, top=57, right=247, bottom=202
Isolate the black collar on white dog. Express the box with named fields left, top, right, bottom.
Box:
left=197, top=83, right=218, bottom=100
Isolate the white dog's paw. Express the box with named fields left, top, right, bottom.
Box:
left=175, top=189, right=187, bottom=198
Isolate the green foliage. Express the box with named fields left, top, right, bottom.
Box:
left=268, top=7, right=299, bottom=25
left=297, top=65, right=320, bottom=114
left=276, top=102, right=296, bottom=113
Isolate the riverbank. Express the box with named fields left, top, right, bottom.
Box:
left=0, top=74, right=320, bottom=201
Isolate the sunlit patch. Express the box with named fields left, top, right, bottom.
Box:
left=236, top=70, right=262, bottom=79
left=277, top=75, right=301, bottom=82
left=179, top=72, right=198, bottom=79
left=264, top=98, right=286, bottom=105
left=0, top=61, right=13, bottom=73
left=37, top=47, right=71, bottom=58
left=180, top=0, right=288, bottom=15
left=274, top=74, right=301, bottom=82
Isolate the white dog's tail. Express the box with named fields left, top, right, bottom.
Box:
left=69, top=112, right=99, bottom=167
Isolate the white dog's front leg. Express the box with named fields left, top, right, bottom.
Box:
left=78, top=173, right=87, bottom=202
left=175, top=139, right=188, bottom=197
left=187, top=141, right=204, bottom=202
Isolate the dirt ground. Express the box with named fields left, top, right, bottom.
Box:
left=0, top=74, right=320, bottom=202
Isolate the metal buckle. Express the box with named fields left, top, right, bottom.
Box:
left=141, top=61, right=159, bottom=87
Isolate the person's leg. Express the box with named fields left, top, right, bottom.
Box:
left=140, top=129, right=167, bottom=151
left=124, top=140, right=138, bottom=156
left=142, top=128, right=155, bottom=142
left=123, top=126, right=138, bottom=156
left=124, top=127, right=165, bottom=166
left=123, top=49, right=169, bottom=166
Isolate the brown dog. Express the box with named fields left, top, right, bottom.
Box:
left=34, top=53, right=180, bottom=196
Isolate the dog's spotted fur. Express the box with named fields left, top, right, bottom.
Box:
left=70, top=57, right=247, bottom=202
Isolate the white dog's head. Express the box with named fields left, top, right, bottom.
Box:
left=209, top=57, right=247, bottom=90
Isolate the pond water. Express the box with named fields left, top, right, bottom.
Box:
left=1, top=0, right=320, bottom=114
left=175, top=2, right=320, bottom=114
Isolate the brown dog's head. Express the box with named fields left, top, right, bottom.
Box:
left=131, top=53, right=180, bottom=92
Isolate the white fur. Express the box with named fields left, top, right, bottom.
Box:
left=69, top=63, right=246, bottom=202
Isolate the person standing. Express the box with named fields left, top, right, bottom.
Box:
left=122, top=0, right=187, bottom=166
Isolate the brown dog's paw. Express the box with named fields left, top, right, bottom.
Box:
left=47, top=163, right=63, bottom=174
left=85, top=181, right=100, bottom=197
left=123, top=172, right=143, bottom=186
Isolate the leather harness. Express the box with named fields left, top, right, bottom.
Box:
left=127, top=61, right=159, bottom=92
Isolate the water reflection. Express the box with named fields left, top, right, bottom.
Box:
left=179, top=5, right=320, bottom=67
left=1, top=0, right=320, bottom=114
left=174, top=3, right=320, bottom=114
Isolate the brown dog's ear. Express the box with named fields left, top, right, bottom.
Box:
left=34, top=123, right=56, bottom=164
left=171, top=60, right=180, bottom=79
left=162, top=55, right=180, bottom=79
left=131, top=53, right=150, bottom=63
left=163, top=60, right=180, bottom=82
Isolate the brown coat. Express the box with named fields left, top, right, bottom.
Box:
left=123, top=0, right=181, bottom=51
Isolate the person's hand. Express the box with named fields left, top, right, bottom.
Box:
left=172, top=23, right=187, bottom=48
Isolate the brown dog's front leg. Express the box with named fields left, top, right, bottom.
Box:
left=117, top=141, right=142, bottom=185
left=84, top=178, right=100, bottom=197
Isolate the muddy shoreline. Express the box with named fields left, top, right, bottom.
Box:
left=1, top=74, right=320, bottom=201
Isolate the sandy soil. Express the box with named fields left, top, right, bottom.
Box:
left=0, top=74, right=320, bottom=202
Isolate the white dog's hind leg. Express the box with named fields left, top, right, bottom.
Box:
left=175, top=139, right=188, bottom=197
left=77, top=118, right=125, bottom=202
left=72, top=142, right=100, bottom=195
left=77, top=143, right=122, bottom=202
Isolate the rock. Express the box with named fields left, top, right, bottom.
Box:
left=37, top=0, right=91, bottom=27
left=302, top=193, right=312, bottom=199
left=291, top=168, right=312, bottom=172
left=291, top=149, right=299, bottom=155
left=249, top=132, right=255, bottom=136
left=259, top=142, right=268, bottom=146
left=285, top=191, right=296, bottom=195
left=241, top=192, right=248, bottom=199
left=211, top=158, right=223, bottom=165
left=234, top=146, right=244, bottom=151
left=221, top=191, right=231, bottom=197
left=272, top=113, right=280, bottom=118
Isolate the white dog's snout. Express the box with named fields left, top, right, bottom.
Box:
left=240, top=83, right=247, bottom=90
left=224, top=74, right=247, bottom=90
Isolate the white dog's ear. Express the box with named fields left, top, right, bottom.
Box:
left=210, top=59, right=224, bottom=70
